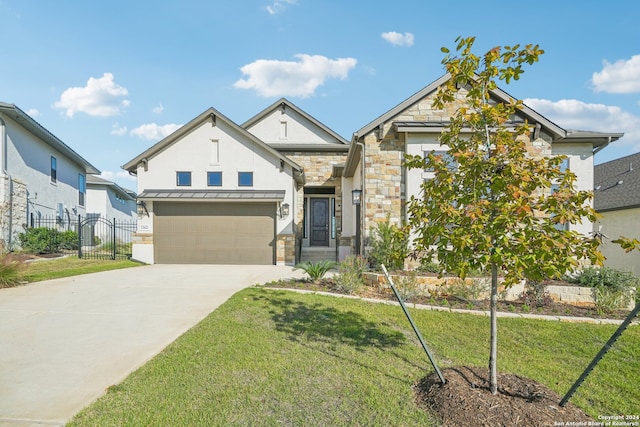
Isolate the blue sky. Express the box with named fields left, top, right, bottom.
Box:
left=1, top=0, right=639, bottom=190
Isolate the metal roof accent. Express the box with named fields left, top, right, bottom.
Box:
left=594, top=152, right=640, bottom=212
left=138, top=189, right=286, bottom=201
left=0, top=102, right=100, bottom=174
left=268, top=143, right=350, bottom=152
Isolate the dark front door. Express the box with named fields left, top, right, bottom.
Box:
left=310, top=198, right=329, bottom=246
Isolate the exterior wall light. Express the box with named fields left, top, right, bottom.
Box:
left=137, top=200, right=149, bottom=217
left=352, top=189, right=362, bottom=205
left=280, top=203, right=290, bottom=219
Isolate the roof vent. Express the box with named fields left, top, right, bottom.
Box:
left=617, top=180, right=624, bottom=186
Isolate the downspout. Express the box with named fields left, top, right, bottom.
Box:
left=356, top=140, right=365, bottom=257
left=0, top=116, right=12, bottom=250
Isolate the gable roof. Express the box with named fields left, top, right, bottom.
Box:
left=0, top=102, right=100, bottom=174
left=242, top=98, right=350, bottom=146
left=594, top=152, right=640, bottom=212
left=87, top=174, right=136, bottom=200
left=121, top=106, right=304, bottom=183
left=343, top=74, right=624, bottom=176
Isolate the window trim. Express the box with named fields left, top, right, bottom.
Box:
left=50, top=156, right=57, bottom=184
left=176, top=171, right=192, bottom=187
left=207, top=171, right=223, bottom=187
left=78, top=173, right=86, bottom=206
left=238, top=171, right=253, bottom=187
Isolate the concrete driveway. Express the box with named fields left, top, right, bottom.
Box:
left=0, top=264, right=303, bottom=427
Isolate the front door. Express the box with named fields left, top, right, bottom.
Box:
left=310, top=198, right=329, bottom=246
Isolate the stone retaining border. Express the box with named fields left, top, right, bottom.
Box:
left=263, top=287, right=639, bottom=326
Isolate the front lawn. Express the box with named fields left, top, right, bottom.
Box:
left=68, top=287, right=639, bottom=426
left=21, top=256, right=142, bottom=283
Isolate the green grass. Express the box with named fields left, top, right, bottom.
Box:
left=21, top=256, right=142, bottom=283
left=69, top=288, right=640, bottom=426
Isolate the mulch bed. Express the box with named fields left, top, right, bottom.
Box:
left=264, top=277, right=632, bottom=320
left=414, top=366, right=592, bottom=426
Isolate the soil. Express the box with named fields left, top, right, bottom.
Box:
left=265, top=277, right=633, bottom=320
left=414, top=366, right=592, bottom=426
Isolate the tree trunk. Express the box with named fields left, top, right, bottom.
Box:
left=489, top=262, right=498, bottom=394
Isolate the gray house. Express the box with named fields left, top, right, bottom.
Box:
left=594, top=152, right=640, bottom=275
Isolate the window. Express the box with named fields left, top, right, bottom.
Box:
left=207, top=171, right=222, bottom=186
left=176, top=171, right=192, bottom=186
left=210, top=139, right=219, bottom=164
left=424, top=150, right=456, bottom=172
left=238, top=172, right=253, bottom=187
left=559, top=157, right=570, bottom=173
left=78, top=174, right=86, bottom=206
left=50, top=156, right=57, bottom=183
left=550, top=184, right=570, bottom=231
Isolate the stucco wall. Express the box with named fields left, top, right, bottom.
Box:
left=596, top=208, right=640, bottom=276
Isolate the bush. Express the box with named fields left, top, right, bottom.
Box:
left=565, top=266, right=638, bottom=308
left=519, top=280, right=553, bottom=308
left=335, top=255, right=367, bottom=294
left=59, top=230, right=79, bottom=250
left=0, top=253, right=25, bottom=288
left=294, top=260, right=337, bottom=281
left=442, top=277, right=488, bottom=302
left=392, top=271, right=425, bottom=302
left=18, top=227, right=60, bottom=253
left=368, top=216, right=408, bottom=271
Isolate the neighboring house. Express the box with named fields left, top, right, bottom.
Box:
left=593, top=152, right=640, bottom=275
left=123, top=100, right=348, bottom=265
left=0, top=102, right=100, bottom=250
left=86, top=175, right=137, bottom=222
left=336, top=74, right=623, bottom=261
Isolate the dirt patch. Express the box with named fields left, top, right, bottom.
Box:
left=414, top=366, right=592, bottom=426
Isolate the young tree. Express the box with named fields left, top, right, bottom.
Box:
left=405, top=36, right=604, bottom=394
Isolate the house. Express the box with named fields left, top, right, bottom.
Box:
left=335, top=74, right=624, bottom=261
left=123, top=75, right=623, bottom=266
left=0, top=102, right=100, bottom=250
left=593, top=152, right=640, bottom=275
left=122, top=99, right=348, bottom=265
left=86, top=175, right=137, bottom=222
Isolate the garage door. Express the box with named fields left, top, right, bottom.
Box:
left=154, top=202, right=276, bottom=264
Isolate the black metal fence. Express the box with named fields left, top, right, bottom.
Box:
left=24, top=214, right=137, bottom=260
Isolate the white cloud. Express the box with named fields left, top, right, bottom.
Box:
left=152, top=104, right=164, bottom=114
left=111, top=123, right=127, bottom=136
left=26, top=108, right=40, bottom=117
left=266, top=0, right=296, bottom=15
left=234, top=54, right=357, bottom=98
left=100, top=170, right=136, bottom=182
left=130, top=123, right=181, bottom=141
left=592, top=55, right=640, bottom=94
left=524, top=97, right=640, bottom=150
left=381, top=31, right=415, bottom=47
left=53, top=73, right=130, bottom=118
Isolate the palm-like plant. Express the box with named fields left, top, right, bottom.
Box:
left=294, top=260, right=337, bottom=281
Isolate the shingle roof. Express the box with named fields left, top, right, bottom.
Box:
left=594, top=152, right=640, bottom=211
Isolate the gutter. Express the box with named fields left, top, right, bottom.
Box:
left=0, top=116, right=13, bottom=249
left=593, top=136, right=612, bottom=156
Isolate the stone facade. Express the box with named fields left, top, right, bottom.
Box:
left=359, top=88, right=552, bottom=245
left=284, top=151, right=347, bottom=258
left=0, top=176, right=27, bottom=251
left=276, top=233, right=296, bottom=265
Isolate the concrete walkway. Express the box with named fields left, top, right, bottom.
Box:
left=0, top=264, right=303, bottom=427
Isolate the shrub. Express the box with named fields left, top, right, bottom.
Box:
left=294, top=260, right=337, bottom=281
left=442, top=277, right=488, bottom=302
left=0, top=253, right=25, bottom=288
left=393, top=271, right=425, bottom=302
left=519, top=280, right=553, bottom=308
left=18, top=227, right=60, bottom=254
left=334, top=255, right=367, bottom=294
left=59, top=230, right=79, bottom=250
left=566, top=266, right=638, bottom=309
left=368, top=216, right=408, bottom=271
